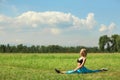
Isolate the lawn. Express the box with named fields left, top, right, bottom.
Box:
left=0, top=53, right=119, bottom=80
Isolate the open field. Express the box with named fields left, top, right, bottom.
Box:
left=0, top=53, right=119, bottom=80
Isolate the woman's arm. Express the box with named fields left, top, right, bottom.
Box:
left=74, top=58, right=86, bottom=71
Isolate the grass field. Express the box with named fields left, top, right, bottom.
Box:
left=0, top=53, right=119, bottom=80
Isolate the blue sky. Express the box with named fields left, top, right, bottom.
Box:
left=0, top=0, right=120, bottom=47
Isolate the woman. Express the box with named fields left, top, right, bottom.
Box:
left=55, top=48, right=108, bottom=74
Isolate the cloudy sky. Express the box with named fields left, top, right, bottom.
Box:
left=0, top=0, right=120, bottom=47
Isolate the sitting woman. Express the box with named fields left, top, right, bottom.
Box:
left=55, top=48, right=108, bottom=74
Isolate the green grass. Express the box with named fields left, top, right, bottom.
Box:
left=0, top=53, right=119, bottom=80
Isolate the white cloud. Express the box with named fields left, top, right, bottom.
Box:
left=86, top=13, right=96, bottom=29
left=41, top=28, right=61, bottom=35
left=0, top=11, right=97, bottom=35
left=99, top=22, right=116, bottom=32
left=16, top=11, right=74, bottom=28
left=108, top=22, right=116, bottom=31
left=72, top=13, right=96, bottom=29
left=0, top=14, right=11, bottom=22
left=50, top=28, right=61, bottom=35
left=99, top=24, right=107, bottom=32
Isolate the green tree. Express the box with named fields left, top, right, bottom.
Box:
left=99, top=35, right=110, bottom=52
left=99, top=34, right=120, bottom=52
left=0, top=45, right=6, bottom=53
left=17, top=44, right=24, bottom=53
left=111, top=34, right=120, bottom=52
left=116, top=36, right=120, bottom=52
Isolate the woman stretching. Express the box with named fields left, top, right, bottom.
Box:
left=55, top=48, right=108, bottom=74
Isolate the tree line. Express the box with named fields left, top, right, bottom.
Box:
left=0, top=34, right=120, bottom=53
left=0, top=44, right=99, bottom=53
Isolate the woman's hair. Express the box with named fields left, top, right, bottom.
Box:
left=80, top=48, right=87, bottom=57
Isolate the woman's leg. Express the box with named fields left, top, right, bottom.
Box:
left=80, top=66, right=108, bottom=73
left=64, top=70, right=76, bottom=74
left=55, top=69, right=76, bottom=74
